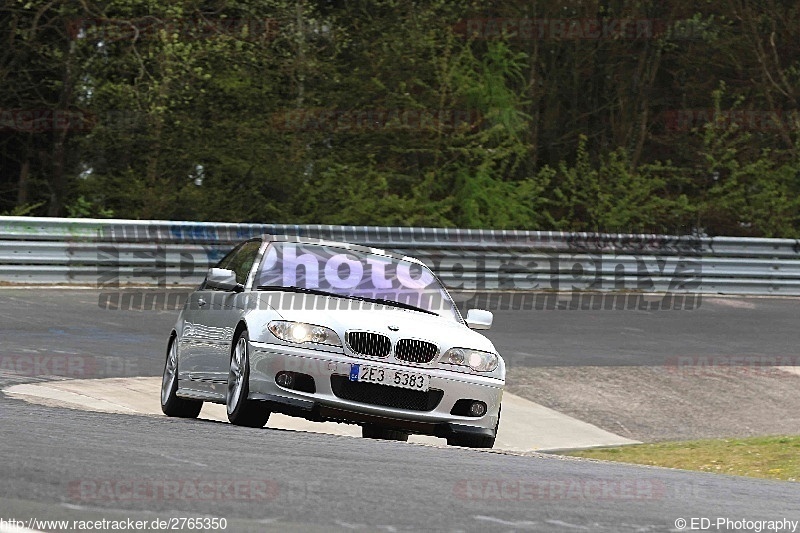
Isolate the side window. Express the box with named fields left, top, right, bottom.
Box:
left=216, top=242, right=246, bottom=271
left=226, top=240, right=261, bottom=285
left=199, top=242, right=245, bottom=290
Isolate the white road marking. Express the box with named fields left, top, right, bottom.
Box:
left=3, top=376, right=640, bottom=452
left=156, top=452, right=208, bottom=468
left=474, top=515, right=540, bottom=528
left=4, top=384, right=139, bottom=414
left=777, top=366, right=800, bottom=377
left=545, top=519, right=592, bottom=530
left=334, top=520, right=368, bottom=529
left=704, top=298, right=757, bottom=309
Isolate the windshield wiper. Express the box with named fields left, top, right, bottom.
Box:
left=256, top=286, right=342, bottom=298
left=347, top=296, right=438, bottom=316
left=256, top=286, right=438, bottom=315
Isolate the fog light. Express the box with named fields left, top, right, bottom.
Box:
left=469, top=401, right=487, bottom=417
left=276, top=372, right=294, bottom=388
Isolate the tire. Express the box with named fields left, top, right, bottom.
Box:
left=161, top=337, right=203, bottom=418
left=447, top=406, right=500, bottom=449
left=361, top=424, right=409, bottom=442
left=226, top=330, right=271, bottom=428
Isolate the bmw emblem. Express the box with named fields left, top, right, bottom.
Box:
left=388, top=325, right=399, bottom=331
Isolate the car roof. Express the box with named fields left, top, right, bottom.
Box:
left=260, top=234, right=427, bottom=266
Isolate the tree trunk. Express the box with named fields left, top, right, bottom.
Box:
left=47, top=37, right=77, bottom=217
left=16, top=156, right=30, bottom=206
left=47, top=126, right=69, bottom=217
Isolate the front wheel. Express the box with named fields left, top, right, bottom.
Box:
left=226, top=330, right=270, bottom=428
left=161, top=337, right=202, bottom=418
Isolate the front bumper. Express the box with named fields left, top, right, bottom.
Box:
left=248, top=341, right=503, bottom=437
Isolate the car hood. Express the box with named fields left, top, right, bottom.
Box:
left=269, top=297, right=497, bottom=354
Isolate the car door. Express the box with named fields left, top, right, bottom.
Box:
left=177, top=289, right=210, bottom=385
left=179, top=241, right=249, bottom=394
left=199, top=239, right=263, bottom=393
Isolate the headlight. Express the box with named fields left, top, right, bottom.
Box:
left=268, top=321, right=342, bottom=346
left=441, top=348, right=498, bottom=372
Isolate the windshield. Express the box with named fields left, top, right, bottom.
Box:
left=255, top=242, right=460, bottom=322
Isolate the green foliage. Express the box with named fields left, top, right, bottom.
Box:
left=2, top=1, right=800, bottom=236
left=0, top=202, right=46, bottom=216
left=568, top=435, right=800, bottom=482
left=550, top=137, right=696, bottom=233
left=65, top=195, right=114, bottom=218
left=692, top=85, right=800, bottom=236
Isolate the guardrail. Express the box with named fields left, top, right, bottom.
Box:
left=1, top=216, right=800, bottom=298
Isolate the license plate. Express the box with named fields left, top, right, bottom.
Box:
left=349, top=364, right=429, bottom=391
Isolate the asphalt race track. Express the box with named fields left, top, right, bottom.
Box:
left=1, top=289, right=799, bottom=532
left=2, top=290, right=799, bottom=375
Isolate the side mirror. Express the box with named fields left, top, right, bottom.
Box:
left=206, top=268, right=243, bottom=292
left=466, top=309, right=493, bottom=330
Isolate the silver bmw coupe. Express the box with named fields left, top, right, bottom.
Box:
left=161, top=235, right=504, bottom=448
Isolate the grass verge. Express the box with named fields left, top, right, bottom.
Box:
left=565, top=435, right=800, bottom=481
